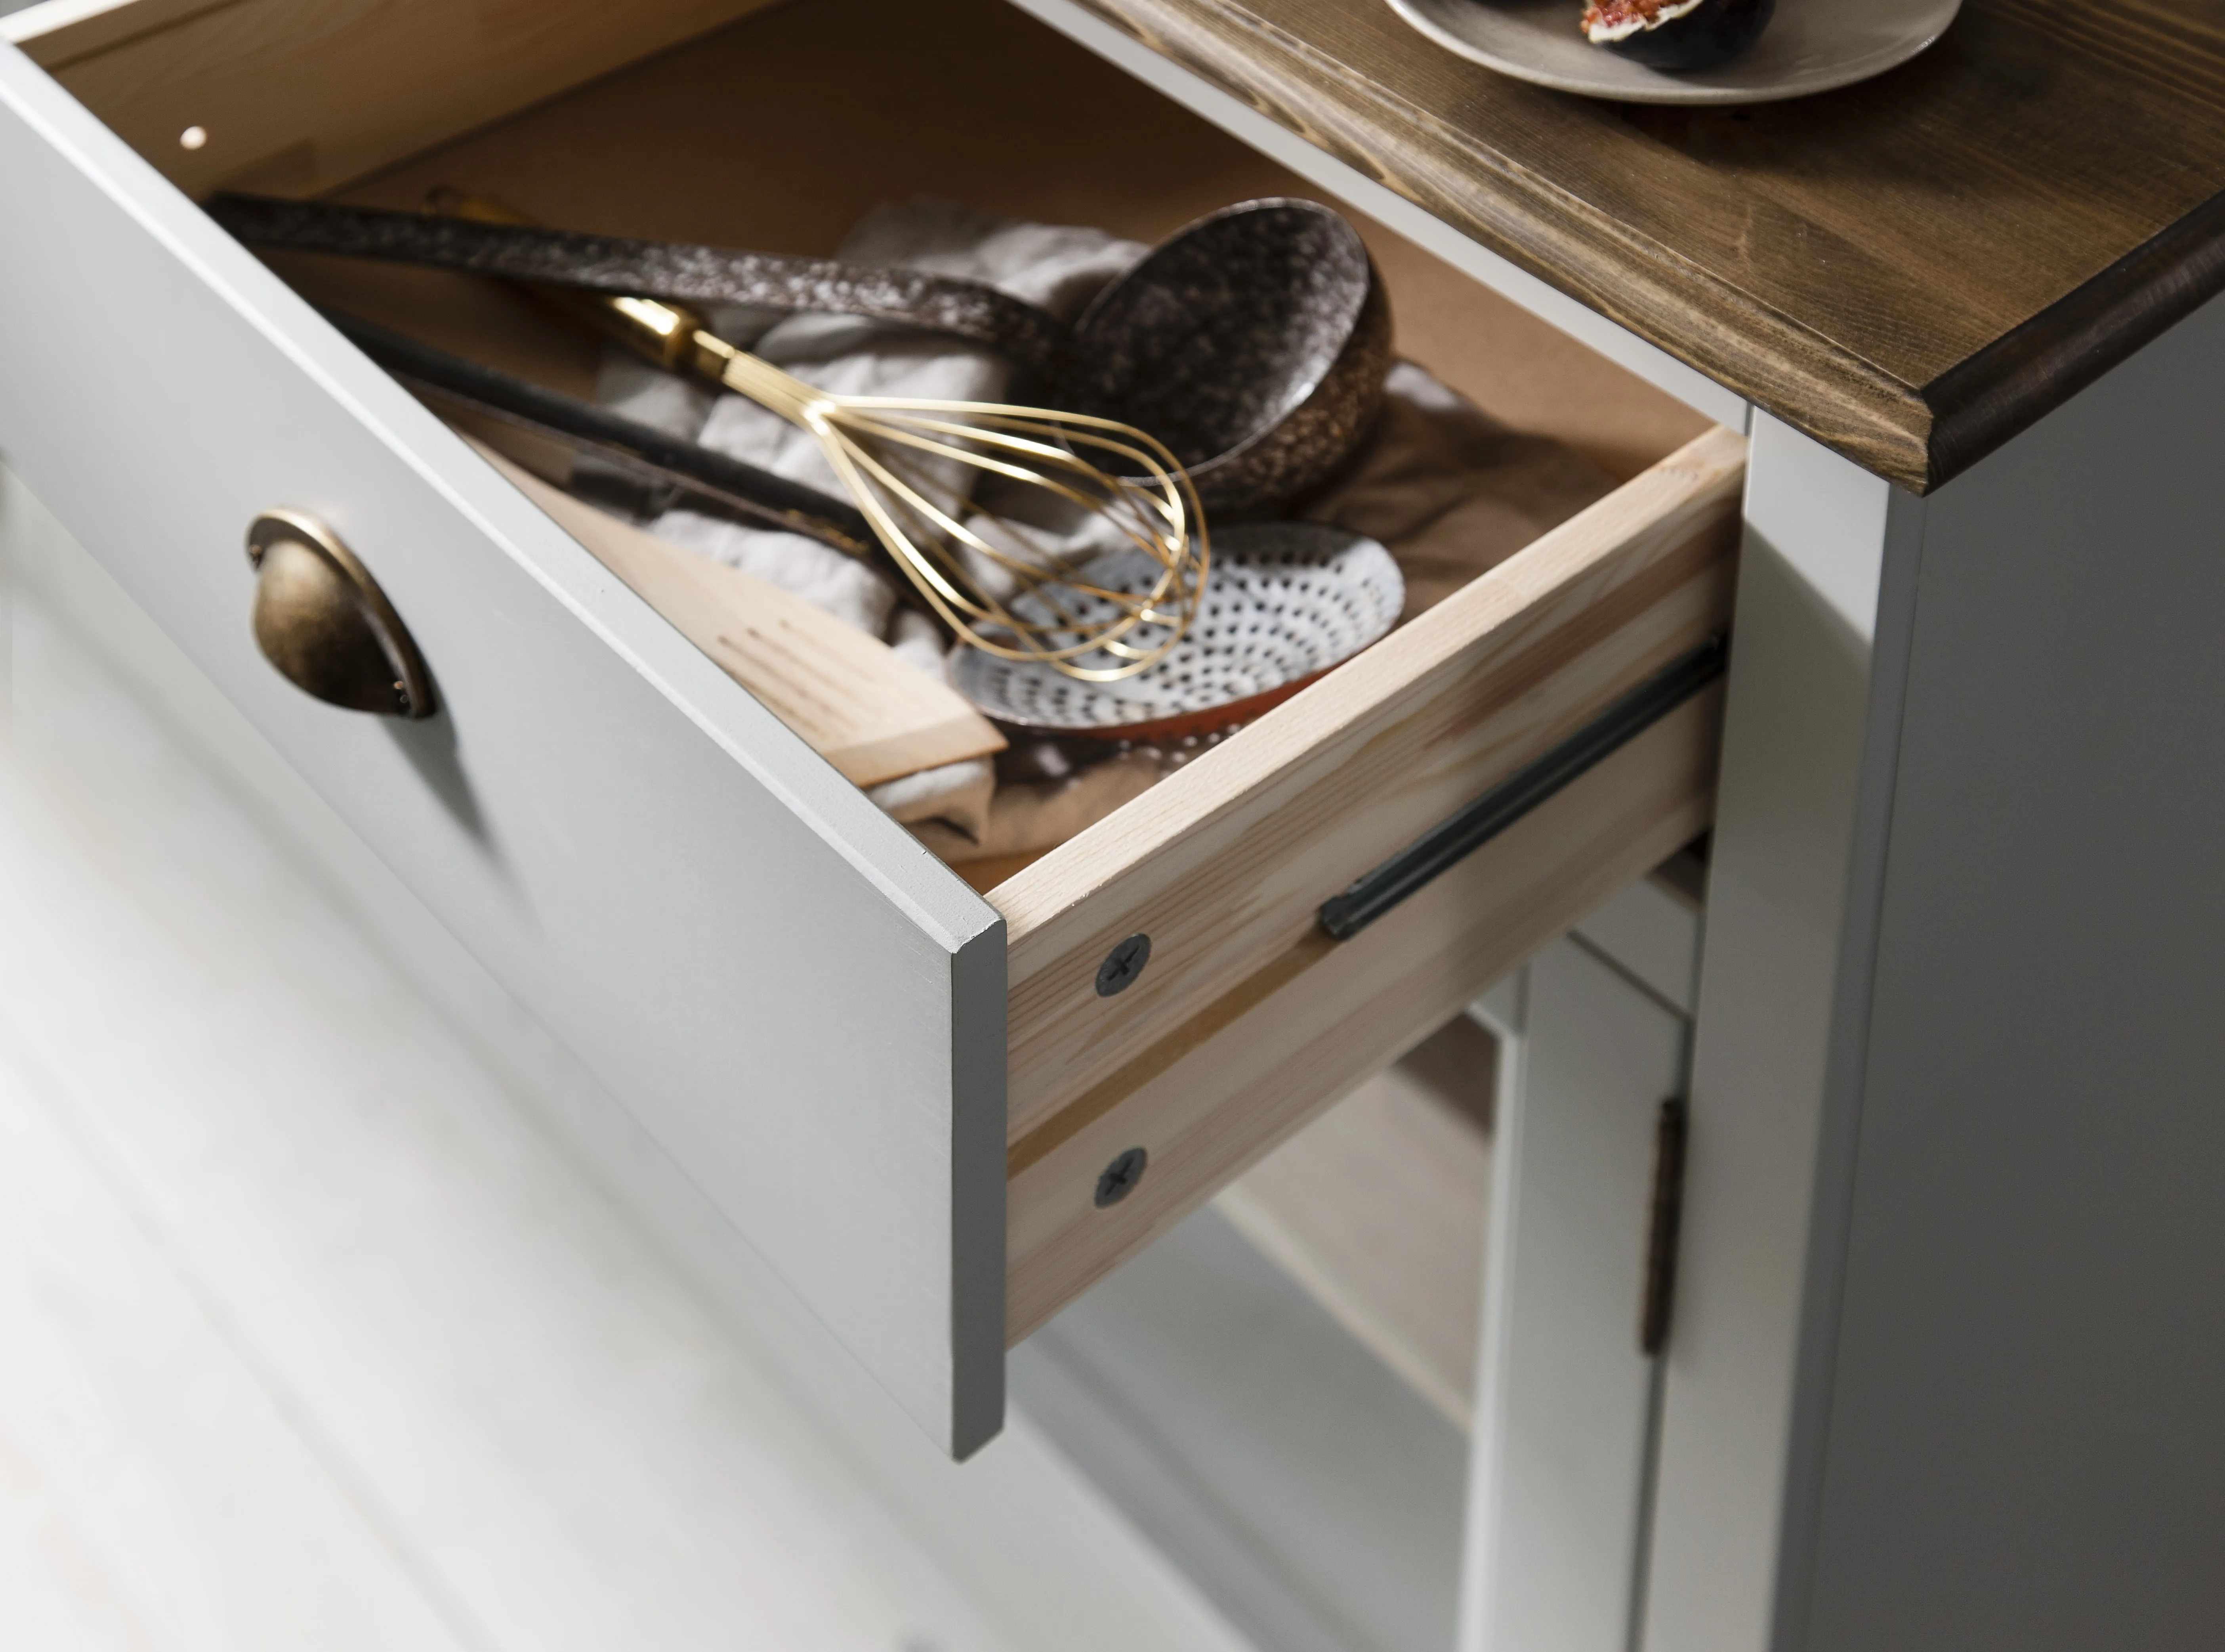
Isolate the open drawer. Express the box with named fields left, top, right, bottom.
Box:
left=0, top=0, right=1741, bottom=1455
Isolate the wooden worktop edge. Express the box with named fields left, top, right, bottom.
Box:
left=1921, top=188, right=2225, bottom=488
left=1071, top=0, right=2225, bottom=494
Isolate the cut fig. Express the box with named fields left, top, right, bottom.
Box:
left=1580, top=0, right=1775, bottom=71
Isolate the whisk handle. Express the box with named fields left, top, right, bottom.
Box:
left=209, top=193, right=1071, bottom=380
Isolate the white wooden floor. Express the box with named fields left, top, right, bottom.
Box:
left=0, top=597, right=1031, bottom=1651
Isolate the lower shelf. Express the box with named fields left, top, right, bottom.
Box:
left=1215, top=1007, right=1498, bottom=1431
left=1013, top=1207, right=1469, bottom=1652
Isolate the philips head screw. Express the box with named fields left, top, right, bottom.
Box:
left=1095, top=1147, right=1148, bottom=1208
left=1095, top=933, right=1152, bottom=997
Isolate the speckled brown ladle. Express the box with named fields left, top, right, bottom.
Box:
left=209, top=193, right=1392, bottom=518
left=1059, top=199, right=1391, bottom=519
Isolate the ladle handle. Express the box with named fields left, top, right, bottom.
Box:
left=206, top=192, right=1069, bottom=378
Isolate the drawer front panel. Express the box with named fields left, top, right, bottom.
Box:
left=1000, top=430, right=1742, bottom=1334
left=0, top=50, right=1006, bottom=1456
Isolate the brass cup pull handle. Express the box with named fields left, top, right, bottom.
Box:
left=246, top=511, right=434, bottom=719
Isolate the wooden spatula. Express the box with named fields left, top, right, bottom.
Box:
left=465, top=435, right=1006, bottom=788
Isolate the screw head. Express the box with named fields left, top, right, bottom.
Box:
left=1095, top=1147, right=1148, bottom=1208
left=1095, top=933, right=1152, bottom=997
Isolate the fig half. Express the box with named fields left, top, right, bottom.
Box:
left=1580, top=0, right=1775, bottom=71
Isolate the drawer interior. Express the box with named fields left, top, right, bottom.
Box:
left=21, top=0, right=1709, bottom=483
left=21, top=0, right=1740, bottom=1346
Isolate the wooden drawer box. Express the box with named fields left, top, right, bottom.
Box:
left=0, top=0, right=1740, bottom=1455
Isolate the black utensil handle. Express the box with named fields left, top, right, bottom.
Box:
left=1317, top=637, right=1729, bottom=941
left=214, top=193, right=1070, bottom=378
left=321, top=309, right=879, bottom=556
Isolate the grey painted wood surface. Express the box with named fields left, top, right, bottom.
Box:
left=1464, top=940, right=1688, bottom=1652
left=5, top=473, right=1261, bottom=1652
left=0, top=593, right=1033, bottom=1652
left=0, top=46, right=1006, bottom=1455
left=1640, top=414, right=1916, bottom=1652
left=1780, top=288, right=2225, bottom=1652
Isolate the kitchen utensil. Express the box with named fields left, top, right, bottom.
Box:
left=1383, top=0, right=1960, bottom=104
left=634, top=307, right=1208, bottom=681
left=210, top=191, right=1068, bottom=376
left=449, top=195, right=1209, bottom=682
left=209, top=192, right=1391, bottom=516
left=952, top=522, right=1403, bottom=739
left=470, top=440, right=1008, bottom=786
left=325, top=308, right=881, bottom=561
left=1060, top=200, right=1391, bottom=519
left=337, top=311, right=1003, bottom=774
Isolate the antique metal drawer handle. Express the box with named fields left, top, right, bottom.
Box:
left=246, top=511, right=435, bottom=719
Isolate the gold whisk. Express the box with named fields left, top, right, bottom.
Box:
left=435, top=193, right=1206, bottom=682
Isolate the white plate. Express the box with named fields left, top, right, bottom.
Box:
left=1382, top=0, right=1962, bottom=105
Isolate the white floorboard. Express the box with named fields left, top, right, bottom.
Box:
left=0, top=597, right=1026, bottom=1652
left=0, top=1051, right=469, bottom=1652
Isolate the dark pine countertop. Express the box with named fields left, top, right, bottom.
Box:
left=1066, top=0, right=2225, bottom=491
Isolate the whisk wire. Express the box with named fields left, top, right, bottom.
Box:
left=688, top=308, right=1209, bottom=681
left=839, top=440, right=1189, bottom=671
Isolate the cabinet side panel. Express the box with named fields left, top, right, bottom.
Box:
left=1793, top=290, right=2225, bottom=1652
